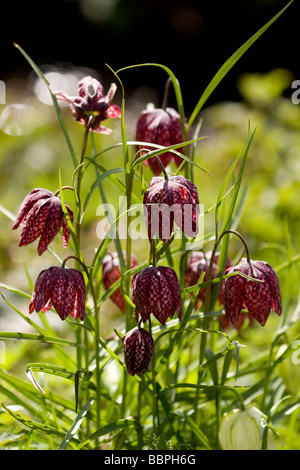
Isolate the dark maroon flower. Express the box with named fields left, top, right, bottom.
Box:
left=12, top=188, right=73, bottom=255
left=29, top=266, right=86, bottom=321
left=102, top=251, right=138, bottom=312
left=185, top=250, right=232, bottom=307
left=122, top=326, right=153, bottom=376
left=143, top=175, right=199, bottom=242
left=132, top=265, right=182, bottom=325
left=224, top=258, right=282, bottom=326
left=136, top=107, right=187, bottom=175
left=55, top=76, right=121, bottom=134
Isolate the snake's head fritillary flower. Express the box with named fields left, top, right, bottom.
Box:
left=29, top=266, right=86, bottom=321
left=143, top=175, right=199, bottom=242
left=185, top=250, right=232, bottom=307
left=102, top=251, right=138, bottom=312
left=132, top=265, right=182, bottom=325
left=122, top=326, right=153, bottom=376
left=12, top=188, right=73, bottom=255
left=224, top=258, right=282, bottom=326
left=136, top=107, right=187, bottom=175
left=55, top=76, right=121, bottom=134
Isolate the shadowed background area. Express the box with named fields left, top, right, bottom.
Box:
left=0, top=0, right=298, bottom=110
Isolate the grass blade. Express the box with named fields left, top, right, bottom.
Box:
left=14, top=43, right=78, bottom=168
left=187, top=0, right=294, bottom=131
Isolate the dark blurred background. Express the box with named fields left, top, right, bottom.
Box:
left=0, top=0, right=297, bottom=112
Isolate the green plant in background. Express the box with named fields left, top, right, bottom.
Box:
left=0, top=1, right=299, bottom=450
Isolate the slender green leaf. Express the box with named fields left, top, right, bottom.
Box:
left=131, top=137, right=208, bottom=173
left=81, top=167, right=124, bottom=222
left=187, top=0, right=294, bottom=130
left=76, top=417, right=141, bottom=449
left=25, top=363, right=77, bottom=395
left=0, top=331, right=79, bottom=347
left=174, top=410, right=212, bottom=450
left=59, top=397, right=96, bottom=450
left=117, top=63, right=185, bottom=130
left=14, top=43, right=78, bottom=168
left=2, top=403, right=75, bottom=442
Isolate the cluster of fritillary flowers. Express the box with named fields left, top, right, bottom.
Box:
left=12, top=75, right=282, bottom=380
left=12, top=76, right=122, bottom=323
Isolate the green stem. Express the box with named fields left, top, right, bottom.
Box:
left=148, top=317, right=158, bottom=434
left=195, top=229, right=252, bottom=419
left=75, top=117, right=93, bottom=251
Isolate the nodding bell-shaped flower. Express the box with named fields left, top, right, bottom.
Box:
left=143, top=175, right=199, bottom=243
left=55, top=76, right=121, bottom=134
left=136, top=107, right=187, bottom=175
left=185, top=250, right=232, bottom=307
left=102, top=251, right=138, bottom=312
left=224, top=258, right=282, bottom=326
left=132, top=265, right=182, bottom=325
left=12, top=188, right=73, bottom=255
left=122, top=326, right=153, bottom=376
left=29, top=266, right=86, bottom=321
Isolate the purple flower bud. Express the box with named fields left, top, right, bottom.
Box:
left=136, top=107, right=187, bottom=175
left=185, top=251, right=232, bottom=307
left=29, top=266, right=86, bottom=321
left=55, top=76, right=121, bottom=134
left=12, top=188, right=73, bottom=255
left=224, top=258, right=282, bottom=326
left=122, top=326, right=153, bottom=376
left=102, top=251, right=138, bottom=312
left=143, top=175, right=199, bottom=242
left=132, top=265, right=182, bottom=325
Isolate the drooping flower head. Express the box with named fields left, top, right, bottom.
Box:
left=29, top=266, right=86, bottom=321
left=132, top=265, right=182, bottom=325
left=12, top=188, right=73, bottom=255
left=55, top=76, right=121, bottom=134
left=224, top=258, right=282, bottom=326
left=102, top=251, right=138, bottom=312
left=122, top=326, right=153, bottom=376
left=185, top=250, right=232, bottom=307
left=143, top=175, right=199, bottom=243
left=136, top=107, right=187, bottom=175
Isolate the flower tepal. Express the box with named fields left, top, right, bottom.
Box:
left=102, top=251, right=138, bottom=312
left=224, top=258, right=282, bottom=326
left=136, top=107, right=187, bottom=176
left=12, top=188, right=73, bottom=255
left=143, top=175, right=199, bottom=243
left=132, top=265, right=182, bottom=325
left=185, top=250, right=232, bottom=307
left=122, top=326, right=153, bottom=376
left=55, top=76, right=121, bottom=134
left=29, top=266, right=86, bottom=321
